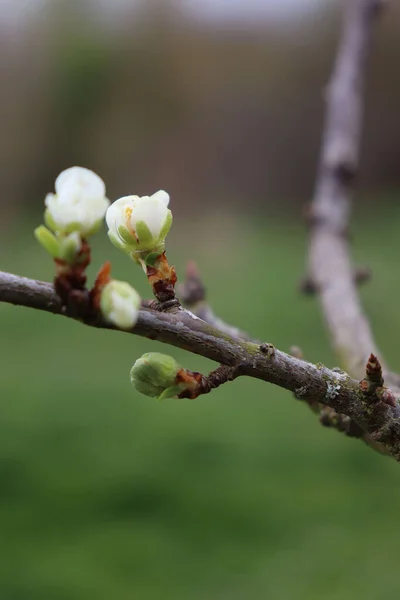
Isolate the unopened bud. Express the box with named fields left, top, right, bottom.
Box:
left=44, top=166, right=109, bottom=236
left=100, top=280, right=141, bottom=330
left=130, top=352, right=201, bottom=401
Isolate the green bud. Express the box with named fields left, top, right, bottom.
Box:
left=130, top=353, right=182, bottom=400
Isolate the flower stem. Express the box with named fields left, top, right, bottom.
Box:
left=142, top=252, right=178, bottom=305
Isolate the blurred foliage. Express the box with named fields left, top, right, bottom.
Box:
left=1, top=206, right=400, bottom=598
left=0, top=0, right=400, bottom=224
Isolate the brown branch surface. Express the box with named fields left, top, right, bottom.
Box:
left=2, top=270, right=400, bottom=460
left=308, top=0, right=386, bottom=379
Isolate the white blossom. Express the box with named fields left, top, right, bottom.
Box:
left=106, top=191, right=172, bottom=256
left=44, top=167, right=109, bottom=236
left=100, top=280, right=141, bottom=330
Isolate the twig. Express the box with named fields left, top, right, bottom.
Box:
left=300, top=266, right=371, bottom=295
left=306, top=0, right=393, bottom=452
left=1, top=270, right=400, bottom=459
left=308, top=0, right=387, bottom=379
left=180, top=264, right=374, bottom=446
left=143, top=251, right=179, bottom=307
left=177, top=365, right=239, bottom=400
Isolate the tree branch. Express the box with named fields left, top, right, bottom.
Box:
left=305, top=0, right=395, bottom=453
left=178, top=264, right=372, bottom=444
left=308, top=0, right=387, bottom=379
left=0, top=0, right=397, bottom=462
left=1, top=269, right=400, bottom=459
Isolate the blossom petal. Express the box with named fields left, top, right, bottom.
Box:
left=151, top=190, right=170, bottom=207
left=130, top=197, right=169, bottom=238
left=55, top=166, right=105, bottom=198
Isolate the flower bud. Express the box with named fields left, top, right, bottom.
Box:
left=106, top=191, right=172, bottom=258
left=100, top=280, right=141, bottom=330
left=130, top=352, right=182, bottom=400
left=44, top=166, right=109, bottom=236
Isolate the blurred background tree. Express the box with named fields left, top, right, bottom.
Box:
left=1, top=0, right=400, bottom=224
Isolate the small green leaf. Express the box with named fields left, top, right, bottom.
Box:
left=108, top=231, right=130, bottom=252
left=117, top=225, right=136, bottom=245
left=44, top=209, right=57, bottom=233
left=34, top=226, right=60, bottom=258
left=157, top=386, right=181, bottom=401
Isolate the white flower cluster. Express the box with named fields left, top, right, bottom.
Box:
left=36, top=166, right=174, bottom=266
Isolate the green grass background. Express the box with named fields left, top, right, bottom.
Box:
left=1, top=205, right=400, bottom=600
